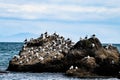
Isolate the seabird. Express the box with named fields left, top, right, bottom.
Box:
left=35, top=52, right=39, bottom=57
left=44, top=32, right=47, bottom=35
left=28, top=50, right=31, bottom=53
left=53, top=32, right=57, bottom=35
left=54, top=56, right=57, bottom=59
left=31, top=47, right=34, bottom=50
left=19, top=61, right=23, bottom=64
left=87, top=55, right=90, bottom=59
left=69, top=65, right=74, bottom=70
left=85, top=35, right=88, bottom=40
left=29, top=57, right=32, bottom=60
left=92, top=34, right=96, bottom=39
left=105, top=46, right=109, bottom=50
left=24, top=55, right=27, bottom=59
left=75, top=66, right=78, bottom=69
left=85, top=55, right=90, bottom=59
left=24, top=39, right=27, bottom=44
left=67, top=38, right=70, bottom=41
left=53, top=49, right=56, bottom=51
left=23, top=44, right=27, bottom=48
left=35, top=49, right=39, bottom=52
left=91, top=43, right=95, bottom=48
left=52, top=40, right=56, bottom=45
left=46, top=52, right=50, bottom=55
left=112, top=60, right=115, bottom=64
left=65, top=44, right=68, bottom=49
left=56, top=52, right=61, bottom=55
left=40, top=33, right=45, bottom=39
left=44, top=32, right=48, bottom=38
left=14, top=55, right=20, bottom=59
left=39, top=56, right=44, bottom=61
left=42, top=48, right=45, bottom=52
left=31, top=51, right=34, bottom=55
left=59, top=50, right=62, bottom=53
left=23, top=47, right=26, bottom=51
left=26, top=59, right=29, bottom=62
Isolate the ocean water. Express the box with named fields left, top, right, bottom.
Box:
left=0, top=42, right=119, bottom=80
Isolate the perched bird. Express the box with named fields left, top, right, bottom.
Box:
left=31, top=51, right=34, bottom=55
left=69, top=65, right=74, bottom=70
left=44, top=32, right=48, bottom=38
left=23, top=47, right=26, bottom=51
left=35, top=52, right=39, bottom=57
left=28, top=50, right=31, bottom=53
left=85, top=55, right=90, bottom=59
left=19, top=61, right=23, bottom=64
left=112, top=60, right=115, bottom=64
left=28, top=57, right=32, bottom=60
left=46, top=52, right=50, bottom=55
left=92, top=34, right=96, bottom=39
left=85, top=35, right=88, bottom=40
left=24, top=39, right=27, bottom=44
left=75, top=66, right=78, bottom=69
left=59, top=50, right=62, bottom=53
left=87, top=55, right=90, bottom=59
left=54, top=56, right=57, bottom=59
left=23, top=55, right=27, bottom=59
left=105, top=46, right=109, bottom=50
left=31, top=47, right=34, bottom=50
left=39, top=56, right=44, bottom=61
left=14, top=55, right=20, bottom=59
left=26, top=59, right=29, bottom=63
left=91, top=43, right=95, bottom=48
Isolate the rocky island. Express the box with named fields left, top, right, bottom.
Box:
left=7, top=32, right=120, bottom=78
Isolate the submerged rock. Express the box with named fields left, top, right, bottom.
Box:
left=7, top=33, right=120, bottom=78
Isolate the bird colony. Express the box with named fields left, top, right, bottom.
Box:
left=12, top=32, right=75, bottom=65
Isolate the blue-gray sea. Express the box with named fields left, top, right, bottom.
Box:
left=0, top=42, right=120, bottom=80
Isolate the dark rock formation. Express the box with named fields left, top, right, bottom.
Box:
left=65, top=35, right=120, bottom=78
left=7, top=33, right=120, bottom=78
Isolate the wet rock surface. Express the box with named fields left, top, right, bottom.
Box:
left=7, top=33, right=120, bottom=78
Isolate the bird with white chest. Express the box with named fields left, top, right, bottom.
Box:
left=85, top=55, right=90, bottom=59
left=75, top=66, right=78, bottom=69
left=69, top=65, right=74, bottom=70
left=39, top=56, right=44, bottom=61
left=91, top=43, right=95, bottom=48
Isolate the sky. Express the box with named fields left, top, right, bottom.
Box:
left=0, top=0, right=120, bottom=43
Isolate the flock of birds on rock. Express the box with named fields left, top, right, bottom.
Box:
left=68, top=34, right=114, bottom=70
left=12, top=32, right=75, bottom=65
left=12, top=32, right=114, bottom=67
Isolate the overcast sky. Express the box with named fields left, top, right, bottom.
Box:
left=0, top=0, right=120, bottom=43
